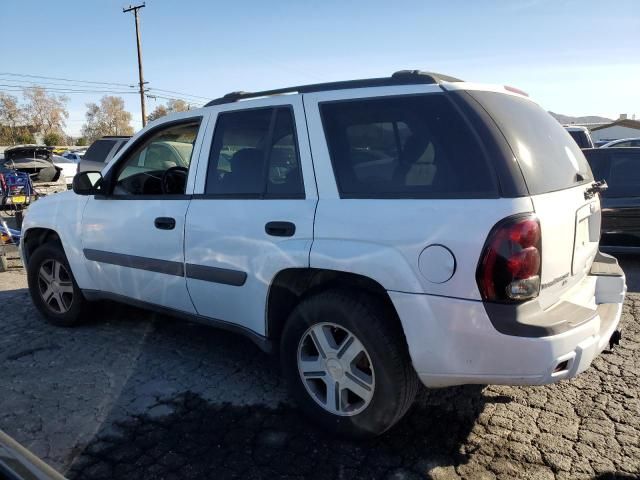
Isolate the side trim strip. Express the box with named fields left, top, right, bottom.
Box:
left=84, top=249, right=184, bottom=276
left=185, top=263, right=247, bottom=286
left=83, top=249, right=248, bottom=286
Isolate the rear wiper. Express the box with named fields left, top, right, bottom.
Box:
left=584, top=180, right=608, bottom=199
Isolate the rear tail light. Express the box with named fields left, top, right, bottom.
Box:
left=476, top=214, right=541, bottom=303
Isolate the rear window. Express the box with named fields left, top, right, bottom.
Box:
left=83, top=139, right=116, bottom=163
left=470, top=91, right=593, bottom=194
left=320, top=94, right=497, bottom=198
left=567, top=130, right=593, bottom=149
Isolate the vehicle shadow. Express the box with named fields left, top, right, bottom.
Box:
left=65, top=309, right=500, bottom=480
left=67, top=387, right=498, bottom=480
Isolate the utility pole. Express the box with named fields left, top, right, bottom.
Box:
left=123, top=3, right=147, bottom=127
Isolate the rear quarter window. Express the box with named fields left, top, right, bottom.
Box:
left=320, top=94, right=498, bottom=198
left=470, top=91, right=594, bottom=195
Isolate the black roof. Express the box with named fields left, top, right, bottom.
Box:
left=205, top=70, right=462, bottom=107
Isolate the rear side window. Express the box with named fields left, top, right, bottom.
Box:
left=470, top=91, right=594, bottom=194
left=320, top=94, right=497, bottom=198
left=83, top=139, right=116, bottom=163
left=205, top=107, right=304, bottom=198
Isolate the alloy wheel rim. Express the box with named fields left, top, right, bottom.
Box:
left=297, top=322, right=375, bottom=416
left=38, top=259, right=73, bottom=314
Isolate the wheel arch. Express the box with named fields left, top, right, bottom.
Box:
left=266, top=268, right=408, bottom=350
left=22, top=227, right=63, bottom=267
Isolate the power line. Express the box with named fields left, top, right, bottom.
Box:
left=0, top=72, right=211, bottom=105
left=0, top=83, right=137, bottom=95
left=0, top=72, right=132, bottom=87
left=147, top=87, right=210, bottom=101
left=0, top=77, right=136, bottom=91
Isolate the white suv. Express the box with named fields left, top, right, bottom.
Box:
left=21, top=71, right=626, bottom=437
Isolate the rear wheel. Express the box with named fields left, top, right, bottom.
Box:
left=27, top=243, right=88, bottom=327
left=281, top=289, right=419, bottom=438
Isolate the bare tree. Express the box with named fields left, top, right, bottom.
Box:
left=22, top=87, right=69, bottom=136
left=147, top=104, right=168, bottom=122
left=0, top=93, right=25, bottom=144
left=166, top=99, right=190, bottom=113
left=82, top=96, right=134, bottom=142
left=146, top=98, right=191, bottom=122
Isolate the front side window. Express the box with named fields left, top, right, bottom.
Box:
left=205, top=107, right=304, bottom=198
left=112, top=121, right=200, bottom=196
left=320, top=94, right=497, bottom=198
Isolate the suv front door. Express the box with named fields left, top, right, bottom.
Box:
left=185, top=96, right=316, bottom=335
left=81, top=114, right=208, bottom=312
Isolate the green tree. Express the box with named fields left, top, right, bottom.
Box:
left=75, top=137, right=88, bottom=146
left=15, top=130, right=35, bottom=144
left=44, top=132, right=63, bottom=146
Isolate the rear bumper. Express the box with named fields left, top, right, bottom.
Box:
left=390, top=255, right=626, bottom=388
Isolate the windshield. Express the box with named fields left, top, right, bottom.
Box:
left=470, top=91, right=594, bottom=194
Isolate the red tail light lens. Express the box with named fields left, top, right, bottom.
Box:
left=477, top=215, right=541, bottom=302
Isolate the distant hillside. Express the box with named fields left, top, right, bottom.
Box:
left=549, top=112, right=612, bottom=125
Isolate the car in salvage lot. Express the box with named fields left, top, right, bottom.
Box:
left=584, top=146, right=640, bottom=253
left=19, top=70, right=626, bottom=438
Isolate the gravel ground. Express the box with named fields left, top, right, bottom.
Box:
left=0, top=234, right=638, bottom=479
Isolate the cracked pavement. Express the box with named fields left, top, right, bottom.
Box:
left=0, top=245, right=638, bottom=479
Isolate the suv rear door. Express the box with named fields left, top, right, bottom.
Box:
left=585, top=147, right=640, bottom=251
left=184, top=95, right=316, bottom=336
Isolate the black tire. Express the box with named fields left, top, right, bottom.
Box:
left=27, top=242, right=87, bottom=327
left=280, top=289, right=419, bottom=438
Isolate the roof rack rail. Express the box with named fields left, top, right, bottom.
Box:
left=205, top=70, right=462, bottom=107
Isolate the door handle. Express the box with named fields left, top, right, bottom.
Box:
left=265, top=221, right=296, bottom=237
left=154, top=217, right=176, bottom=230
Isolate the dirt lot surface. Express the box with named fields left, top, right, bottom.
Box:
left=0, top=235, right=638, bottom=479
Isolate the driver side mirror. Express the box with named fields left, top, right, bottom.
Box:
left=72, top=171, right=103, bottom=195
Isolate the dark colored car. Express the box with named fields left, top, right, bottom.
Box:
left=2, top=146, right=63, bottom=183
left=0, top=429, right=66, bottom=479
left=78, top=136, right=130, bottom=173
left=583, top=147, right=640, bottom=252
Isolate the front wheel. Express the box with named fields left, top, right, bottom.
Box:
left=280, top=289, right=419, bottom=438
left=27, top=242, right=88, bottom=327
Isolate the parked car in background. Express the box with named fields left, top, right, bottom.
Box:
left=52, top=155, right=78, bottom=187
left=77, top=136, right=130, bottom=173
left=600, top=137, right=640, bottom=148
left=22, top=71, right=625, bottom=437
left=564, top=126, right=595, bottom=149
left=1, top=145, right=67, bottom=196
left=62, top=150, right=84, bottom=162
left=595, top=140, right=612, bottom=148
left=584, top=147, right=640, bottom=252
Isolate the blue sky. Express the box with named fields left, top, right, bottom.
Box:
left=2, top=0, right=638, bottom=136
